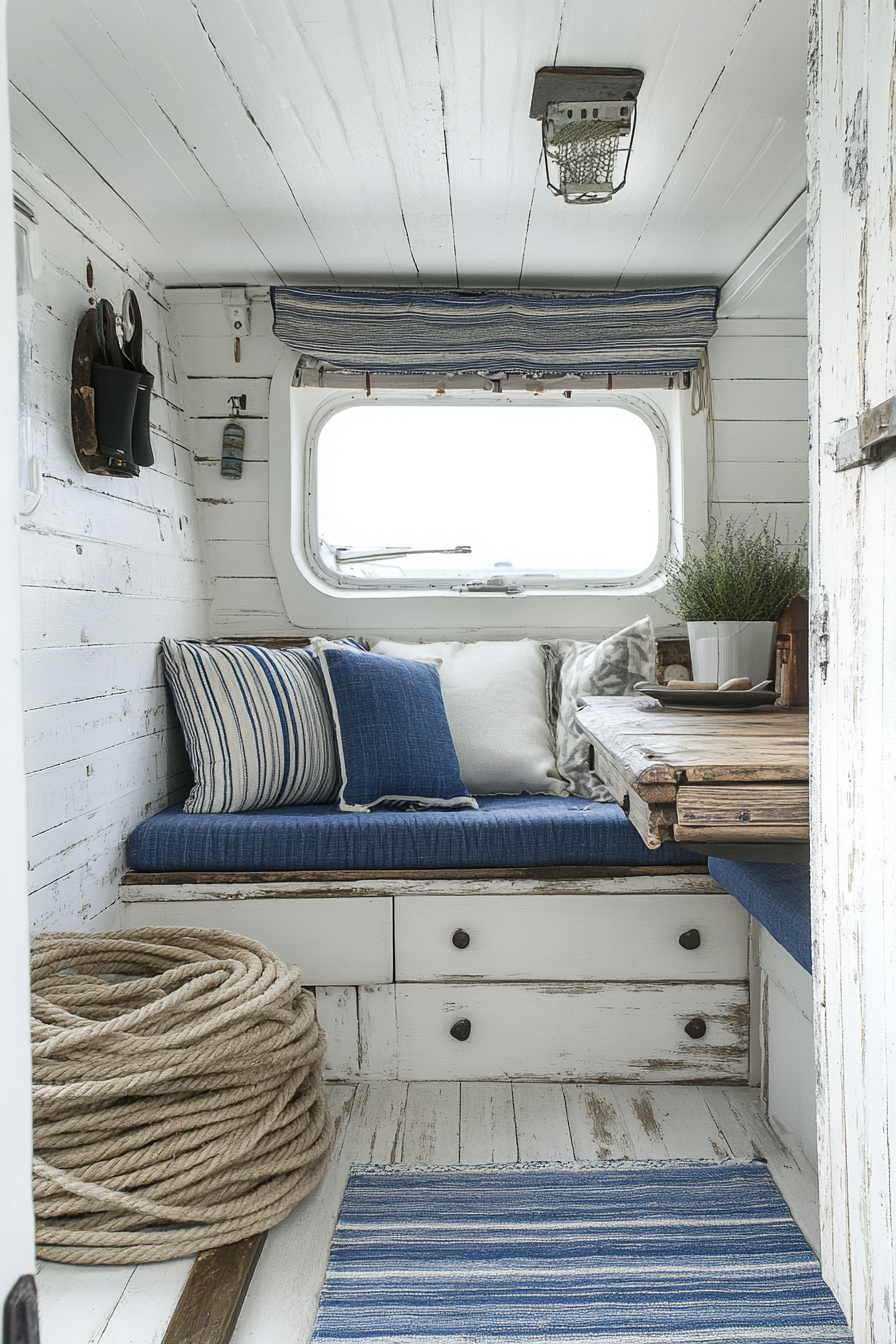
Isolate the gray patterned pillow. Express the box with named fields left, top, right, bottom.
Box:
left=551, top=617, right=656, bottom=800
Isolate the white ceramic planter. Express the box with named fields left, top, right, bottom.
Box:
left=687, top=620, right=777, bottom=688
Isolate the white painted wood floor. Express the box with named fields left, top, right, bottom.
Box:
left=36, top=1082, right=819, bottom=1344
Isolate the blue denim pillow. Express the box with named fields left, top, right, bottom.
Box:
left=313, top=641, right=477, bottom=813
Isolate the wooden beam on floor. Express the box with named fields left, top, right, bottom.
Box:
left=160, top=1232, right=267, bottom=1344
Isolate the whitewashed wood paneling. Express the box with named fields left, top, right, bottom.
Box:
left=765, top=976, right=816, bottom=1168
left=357, top=985, right=400, bottom=1081
left=400, top=1082, right=461, bottom=1162
left=121, top=873, right=726, bottom=901
left=713, top=379, right=808, bottom=422
left=709, top=317, right=809, bottom=537
left=169, top=292, right=290, bottom=635
left=315, top=987, right=361, bottom=1081
left=16, top=154, right=210, bottom=933
left=755, top=925, right=816, bottom=1177
left=718, top=194, right=808, bottom=320
left=458, top=1082, right=518, bottom=1163
left=8, top=0, right=808, bottom=290
left=512, top=1082, right=575, bottom=1161
left=523, top=0, right=808, bottom=289
left=715, top=462, right=808, bottom=504
left=808, top=2, right=896, bottom=1337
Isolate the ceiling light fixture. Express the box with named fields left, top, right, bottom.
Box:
left=529, top=67, right=644, bottom=205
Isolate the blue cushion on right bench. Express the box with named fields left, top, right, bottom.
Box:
left=129, top=796, right=705, bottom=873
left=708, top=858, right=811, bottom=973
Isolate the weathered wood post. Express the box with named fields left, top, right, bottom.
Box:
left=809, top=1, right=896, bottom=1338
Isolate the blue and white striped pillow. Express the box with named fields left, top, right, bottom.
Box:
left=161, top=639, right=339, bottom=813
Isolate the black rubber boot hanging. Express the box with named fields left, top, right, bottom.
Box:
left=121, top=289, right=154, bottom=467
left=92, top=298, right=140, bottom=475
left=71, top=306, right=110, bottom=475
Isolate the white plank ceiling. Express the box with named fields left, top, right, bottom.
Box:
left=7, top=0, right=808, bottom=291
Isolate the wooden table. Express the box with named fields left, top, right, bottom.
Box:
left=575, top=697, right=809, bottom=854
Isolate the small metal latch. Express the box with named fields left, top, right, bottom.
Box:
left=221, top=286, right=251, bottom=336
left=453, top=578, right=524, bottom=595
left=833, top=395, right=896, bottom=470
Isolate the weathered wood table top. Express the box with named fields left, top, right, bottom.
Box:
left=575, top=697, right=809, bottom=851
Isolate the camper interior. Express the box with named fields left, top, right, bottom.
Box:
left=0, top=0, right=893, bottom=1341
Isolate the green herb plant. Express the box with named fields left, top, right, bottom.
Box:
left=663, top=519, right=809, bottom=623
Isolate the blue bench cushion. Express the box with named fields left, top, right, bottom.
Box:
left=128, top=796, right=704, bottom=873
left=708, top=858, right=811, bottom=973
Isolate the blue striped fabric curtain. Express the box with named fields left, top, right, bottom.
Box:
left=270, top=286, right=718, bottom=379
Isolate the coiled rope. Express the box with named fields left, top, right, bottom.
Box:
left=31, top=927, right=334, bottom=1264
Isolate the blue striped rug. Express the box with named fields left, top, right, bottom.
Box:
left=310, top=1161, right=851, bottom=1343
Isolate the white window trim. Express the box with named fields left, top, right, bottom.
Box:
left=304, top=390, right=672, bottom=593
left=268, top=348, right=709, bottom=639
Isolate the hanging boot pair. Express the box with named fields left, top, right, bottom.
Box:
left=70, top=291, right=154, bottom=476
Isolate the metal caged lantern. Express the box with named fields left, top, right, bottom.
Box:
left=530, top=67, right=644, bottom=205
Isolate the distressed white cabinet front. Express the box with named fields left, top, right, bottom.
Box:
left=394, top=891, right=748, bottom=982
left=394, top=981, right=749, bottom=1082
left=121, top=896, right=393, bottom=984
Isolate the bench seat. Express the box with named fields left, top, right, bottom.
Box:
left=707, top=858, right=811, bottom=972
left=128, top=796, right=704, bottom=873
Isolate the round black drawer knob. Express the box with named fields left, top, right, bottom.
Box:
left=450, top=1018, right=472, bottom=1041
left=452, top=929, right=471, bottom=949
left=684, top=1017, right=707, bottom=1039
left=679, top=929, right=702, bottom=950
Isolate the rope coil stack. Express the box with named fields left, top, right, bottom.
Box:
left=31, top=926, right=334, bottom=1264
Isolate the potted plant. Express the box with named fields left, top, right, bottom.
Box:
left=663, top=519, right=809, bottom=688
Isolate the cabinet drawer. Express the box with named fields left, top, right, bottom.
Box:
left=394, top=891, right=748, bottom=982
left=120, top=896, right=393, bottom=985
left=395, top=981, right=749, bottom=1082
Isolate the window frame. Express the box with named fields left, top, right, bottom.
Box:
left=267, top=347, right=706, bottom=639
left=302, top=388, right=673, bottom=595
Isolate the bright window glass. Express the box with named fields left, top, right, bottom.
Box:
left=311, top=400, right=664, bottom=588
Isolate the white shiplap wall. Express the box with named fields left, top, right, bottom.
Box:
left=16, top=153, right=210, bottom=934
left=172, top=288, right=286, bottom=637
left=710, top=317, right=809, bottom=538
left=170, top=292, right=808, bottom=639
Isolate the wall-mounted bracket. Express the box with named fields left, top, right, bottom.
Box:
left=833, top=395, right=896, bottom=470
left=20, top=454, right=43, bottom=516
left=221, top=286, right=250, bottom=336
left=13, top=194, right=42, bottom=280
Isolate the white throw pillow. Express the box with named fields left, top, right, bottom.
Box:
left=370, top=638, right=566, bottom=796
left=552, top=617, right=656, bottom=800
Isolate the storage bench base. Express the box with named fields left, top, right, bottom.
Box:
left=120, top=870, right=749, bottom=1083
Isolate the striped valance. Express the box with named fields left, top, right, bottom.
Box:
left=270, top=285, right=719, bottom=380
